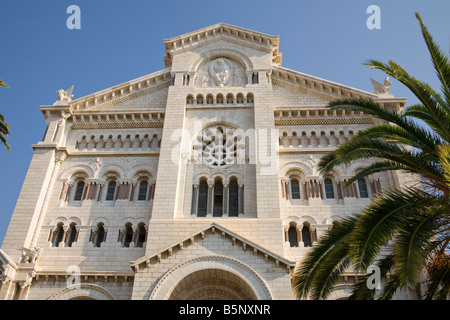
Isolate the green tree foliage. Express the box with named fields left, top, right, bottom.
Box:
left=292, top=13, right=450, bottom=300
left=0, top=79, right=10, bottom=152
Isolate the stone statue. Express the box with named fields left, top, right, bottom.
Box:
left=200, top=68, right=210, bottom=87
left=21, top=246, right=43, bottom=263
left=56, top=85, right=74, bottom=102
left=92, top=157, right=103, bottom=175
left=370, top=77, right=392, bottom=95
left=196, top=58, right=245, bottom=87
left=209, top=58, right=230, bottom=86
left=232, top=66, right=242, bottom=86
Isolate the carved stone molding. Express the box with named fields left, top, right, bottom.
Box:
left=71, top=120, right=164, bottom=130
left=47, top=283, right=116, bottom=300
left=275, top=117, right=374, bottom=126
left=70, top=79, right=170, bottom=112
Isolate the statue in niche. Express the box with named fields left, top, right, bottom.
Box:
left=196, top=58, right=245, bottom=87
left=209, top=58, right=230, bottom=86
left=232, top=66, right=242, bottom=86
left=200, top=68, right=210, bottom=87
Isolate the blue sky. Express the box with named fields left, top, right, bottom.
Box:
left=0, top=0, right=449, bottom=245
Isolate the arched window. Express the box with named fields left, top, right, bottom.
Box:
left=73, top=181, right=85, bottom=201
left=291, top=179, right=301, bottom=199
left=358, top=178, right=369, bottom=198
left=324, top=178, right=335, bottom=199
left=95, top=223, right=106, bottom=248
left=136, top=223, right=146, bottom=248
left=138, top=180, right=148, bottom=201
left=252, top=72, right=259, bottom=84
left=51, top=223, right=64, bottom=247
left=213, top=179, right=223, bottom=217
left=288, top=223, right=299, bottom=247
left=302, top=222, right=312, bottom=247
left=105, top=181, right=117, bottom=201
left=229, top=179, right=239, bottom=217
left=123, top=222, right=133, bottom=248
left=197, top=179, right=208, bottom=217
left=66, top=222, right=78, bottom=247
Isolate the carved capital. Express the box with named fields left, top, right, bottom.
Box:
left=55, top=151, right=67, bottom=164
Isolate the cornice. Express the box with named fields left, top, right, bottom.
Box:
left=68, top=69, right=171, bottom=112
left=71, top=121, right=164, bottom=130
left=275, top=117, right=374, bottom=126
left=70, top=111, right=165, bottom=130
left=163, top=23, right=282, bottom=67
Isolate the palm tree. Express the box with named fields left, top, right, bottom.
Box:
left=0, top=79, right=11, bottom=152
left=292, top=12, right=450, bottom=300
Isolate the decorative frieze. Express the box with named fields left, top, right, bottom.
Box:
left=71, top=112, right=164, bottom=130
left=274, top=108, right=374, bottom=126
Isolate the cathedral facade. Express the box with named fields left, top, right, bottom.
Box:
left=0, top=24, right=417, bottom=300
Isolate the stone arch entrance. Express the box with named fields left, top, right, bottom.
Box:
left=169, top=268, right=257, bottom=300
left=150, top=255, right=273, bottom=300
left=47, top=284, right=116, bottom=300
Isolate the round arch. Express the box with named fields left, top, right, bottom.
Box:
left=149, top=255, right=273, bottom=300
left=48, top=283, right=116, bottom=300
left=190, top=49, right=254, bottom=74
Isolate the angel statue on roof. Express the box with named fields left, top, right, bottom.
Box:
left=370, top=77, right=392, bottom=95
left=56, top=85, right=74, bottom=103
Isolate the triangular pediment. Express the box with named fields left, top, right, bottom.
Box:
left=129, top=222, right=296, bottom=272
left=163, top=23, right=282, bottom=67
left=64, top=68, right=172, bottom=114
left=271, top=65, right=378, bottom=104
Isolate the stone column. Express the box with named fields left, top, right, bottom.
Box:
left=246, top=70, right=253, bottom=84
left=60, top=225, right=69, bottom=247
left=222, top=179, right=229, bottom=217
left=15, top=281, right=30, bottom=300
left=282, top=179, right=290, bottom=200
left=303, top=181, right=309, bottom=201
left=238, top=181, right=244, bottom=215
left=0, top=278, right=7, bottom=298
left=207, top=180, right=214, bottom=217
left=284, top=226, right=289, bottom=245
left=318, top=179, right=325, bottom=199
left=191, top=182, right=199, bottom=216
left=337, top=180, right=344, bottom=204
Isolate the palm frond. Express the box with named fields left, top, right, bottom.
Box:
left=0, top=113, right=10, bottom=152
left=344, top=160, right=411, bottom=186
left=365, top=59, right=450, bottom=141
left=348, top=254, right=395, bottom=300
left=356, top=122, right=441, bottom=153
left=437, top=144, right=450, bottom=187
left=393, top=204, right=445, bottom=288
left=292, top=214, right=358, bottom=299
left=377, top=274, right=402, bottom=300
left=310, top=247, right=350, bottom=300
left=350, top=188, right=436, bottom=271
left=414, top=12, right=450, bottom=110
left=402, top=103, right=449, bottom=144
left=319, top=135, right=444, bottom=189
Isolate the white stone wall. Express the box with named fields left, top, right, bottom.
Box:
left=132, top=230, right=292, bottom=300
left=0, top=24, right=420, bottom=301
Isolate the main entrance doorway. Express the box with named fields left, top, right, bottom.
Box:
left=168, top=268, right=257, bottom=300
